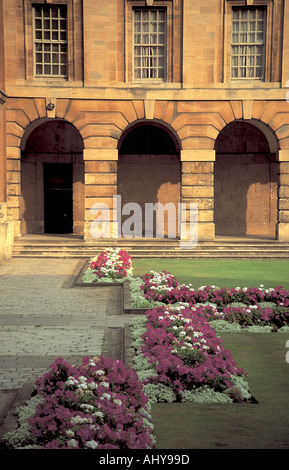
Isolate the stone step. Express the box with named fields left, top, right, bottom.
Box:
left=12, top=251, right=289, bottom=259
left=12, top=237, right=289, bottom=259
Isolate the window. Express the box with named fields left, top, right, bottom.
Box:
left=231, top=7, right=266, bottom=80
left=33, top=5, right=68, bottom=78
left=133, top=8, right=166, bottom=80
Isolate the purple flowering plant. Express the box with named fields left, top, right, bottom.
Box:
left=138, top=305, right=247, bottom=399
left=29, top=356, right=154, bottom=449
left=140, top=271, right=289, bottom=328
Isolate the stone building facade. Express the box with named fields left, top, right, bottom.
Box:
left=1, top=0, right=289, bottom=256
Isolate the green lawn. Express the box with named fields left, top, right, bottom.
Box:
left=151, top=332, right=289, bottom=449
left=132, top=259, right=289, bottom=290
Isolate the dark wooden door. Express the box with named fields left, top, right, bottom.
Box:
left=44, top=164, right=73, bottom=233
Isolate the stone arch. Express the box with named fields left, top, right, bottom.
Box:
left=117, top=120, right=181, bottom=238
left=118, top=119, right=182, bottom=154
left=214, top=119, right=279, bottom=239
left=20, top=119, right=85, bottom=235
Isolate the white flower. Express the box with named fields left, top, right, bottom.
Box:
left=66, top=429, right=74, bottom=437
left=88, top=381, right=98, bottom=390
left=80, top=404, right=95, bottom=412
left=67, top=439, right=78, bottom=448
left=86, top=440, right=98, bottom=449
left=78, top=376, right=87, bottom=382
left=77, top=383, right=88, bottom=390
left=92, top=411, right=105, bottom=418
left=66, top=376, right=78, bottom=386
left=113, top=399, right=122, bottom=406
left=99, top=381, right=110, bottom=388
left=71, top=416, right=93, bottom=425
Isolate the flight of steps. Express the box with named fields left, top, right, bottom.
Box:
left=12, top=236, right=289, bottom=259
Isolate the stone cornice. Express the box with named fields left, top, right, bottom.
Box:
left=4, top=84, right=288, bottom=102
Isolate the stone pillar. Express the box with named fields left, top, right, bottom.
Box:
left=83, top=148, right=118, bottom=241
left=181, top=149, right=215, bottom=241
left=0, top=102, right=14, bottom=258
left=278, top=150, right=289, bottom=241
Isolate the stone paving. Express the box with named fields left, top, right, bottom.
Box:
left=0, top=258, right=114, bottom=390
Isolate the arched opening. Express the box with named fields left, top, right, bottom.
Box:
left=214, top=121, right=278, bottom=239
left=21, top=120, right=84, bottom=236
left=118, top=123, right=181, bottom=238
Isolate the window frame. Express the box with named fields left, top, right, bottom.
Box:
left=125, top=0, right=173, bottom=84
left=24, top=0, right=76, bottom=82
left=224, top=0, right=274, bottom=84
left=133, top=7, right=167, bottom=81
left=33, top=4, right=68, bottom=79
left=230, top=6, right=267, bottom=80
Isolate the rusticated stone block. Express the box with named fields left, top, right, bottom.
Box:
left=7, top=184, right=20, bottom=196
left=85, top=161, right=117, bottom=173
left=278, top=210, right=289, bottom=223
left=197, top=222, right=215, bottom=241
left=280, top=163, right=289, bottom=173
left=7, top=172, right=20, bottom=184
left=278, top=185, right=289, bottom=198
left=277, top=223, right=289, bottom=242
left=181, top=137, right=215, bottom=150
left=184, top=209, right=214, bottom=222
left=280, top=174, right=289, bottom=185
left=182, top=162, right=214, bottom=174
left=6, top=160, right=20, bottom=172
left=85, top=174, right=117, bottom=185
left=182, top=186, right=214, bottom=198
left=182, top=197, right=214, bottom=210
left=182, top=174, right=213, bottom=186
left=278, top=199, right=289, bottom=210
left=280, top=138, right=289, bottom=150
left=7, top=196, right=19, bottom=208
left=85, top=186, right=117, bottom=200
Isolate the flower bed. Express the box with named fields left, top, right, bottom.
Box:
left=2, top=356, right=155, bottom=450
left=81, top=248, right=133, bottom=284
left=130, top=306, right=253, bottom=404
left=138, top=271, right=289, bottom=330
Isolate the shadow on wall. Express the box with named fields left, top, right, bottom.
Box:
left=118, top=124, right=181, bottom=238
left=20, top=120, right=84, bottom=236
left=214, top=121, right=278, bottom=239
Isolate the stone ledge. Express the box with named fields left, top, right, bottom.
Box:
left=0, top=383, right=34, bottom=444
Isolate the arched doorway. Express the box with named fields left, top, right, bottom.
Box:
left=118, top=123, right=181, bottom=238
left=214, top=121, right=278, bottom=239
left=21, top=120, right=84, bottom=235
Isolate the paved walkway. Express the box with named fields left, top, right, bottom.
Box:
left=0, top=258, right=120, bottom=390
